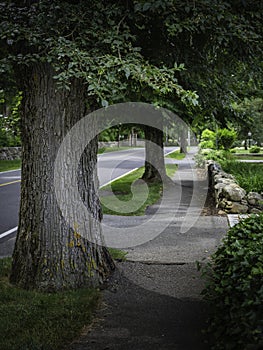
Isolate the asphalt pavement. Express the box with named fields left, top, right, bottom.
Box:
left=0, top=147, right=176, bottom=257
left=67, top=148, right=229, bottom=350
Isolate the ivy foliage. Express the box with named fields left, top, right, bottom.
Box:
left=0, top=1, right=198, bottom=109
left=202, top=214, right=263, bottom=349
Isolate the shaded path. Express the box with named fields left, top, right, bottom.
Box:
left=68, top=148, right=229, bottom=350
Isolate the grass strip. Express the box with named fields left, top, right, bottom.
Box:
left=234, top=155, right=263, bottom=160
left=165, top=150, right=186, bottom=160
left=100, top=164, right=178, bottom=216
left=98, top=146, right=143, bottom=154
left=0, top=159, right=21, bottom=172
left=233, top=148, right=263, bottom=154
left=0, top=258, right=100, bottom=350
left=108, top=248, right=127, bottom=261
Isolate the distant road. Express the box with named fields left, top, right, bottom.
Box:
left=0, top=147, right=177, bottom=256
left=0, top=170, right=21, bottom=235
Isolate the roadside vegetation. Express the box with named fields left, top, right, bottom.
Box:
left=0, top=159, right=21, bottom=172
left=196, top=149, right=263, bottom=193
left=108, top=248, right=127, bottom=261
left=166, top=150, right=186, bottom=160
left=196, top=127, right=263, bottom=193
left=98, top=146, right=142, bottom=154
left=100, top=163, right=178, bottom=216
left=0, top=257, right=99, bottom=350
left=220, top=161, right=263, bottom=193
left=201, top=214, right=263, bottom=350
left=234, top=155, right=263, bottom=160
left=233, top=146, right=262, bottom=154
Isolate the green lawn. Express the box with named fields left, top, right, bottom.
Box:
left=98, top=146, right=143, bottom=154
left=100, top=164, right=178, bottom=216
left=234, top=155, right=263, bottom=160
left=165, top=150, right=186, bottom=160
left=0, top=159, right=21, bottom=172
left=0, top=257, right=99, bottom=350
left=233, top=148, right=263, bottom=154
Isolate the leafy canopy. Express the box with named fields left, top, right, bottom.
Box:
left=0, top=1, right=198, bottom=109
left=133, top=0, right=263, bottom=124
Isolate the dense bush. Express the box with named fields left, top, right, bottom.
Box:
left=249, top=146, right=261, bottom=154
left=195, top=149, right=234, bottom=168
left=200, top=129, right=216, bottom=149
left=217, top=128, right=237, bottom=150
left=202, top=214, right=263, bottom=350
left=199, top=128, right=237, bottom=150
left=199, top=140, right=215, bottom=149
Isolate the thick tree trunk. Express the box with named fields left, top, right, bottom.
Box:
left=142, top=125, right=166, bottom=182
left=180, top=127, right=188, bottom=153
left=10, top=63, right=114, bottom=291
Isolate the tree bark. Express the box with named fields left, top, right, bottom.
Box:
left=180, top=127, right=188, bottom=153
left=142, top=125, right=166, bottom=182
left=10, top=63, right=114, bottom=291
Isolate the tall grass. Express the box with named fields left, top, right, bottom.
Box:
left=220, top=160, right=263, bottom=193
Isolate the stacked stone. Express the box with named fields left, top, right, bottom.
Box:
left=0, top=147, right=21, bottom=160
left=208, top=161, right=263, bottom=214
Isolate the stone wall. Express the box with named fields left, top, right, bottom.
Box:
left=208, top=161, right=263, bottom=214
left=0, top=147, right=21, bottom=160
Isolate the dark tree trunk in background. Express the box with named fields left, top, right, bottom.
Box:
left=142, top=125, right=166, bottom=182
left=10, top=63, right=114, bottom=291
left=180, top=127, right=188, bottom=153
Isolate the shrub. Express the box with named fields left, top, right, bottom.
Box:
left=249, top=146, right=261, bottom=154
left=194, top=149, right=234, bottom=168
left=204, top=149, right=234, bottom=162
left=200, top=129, right=216, bottom=149
left=201, top=129, right=216, bottom=142
left=217, top=128, right=237, bottom=150
left=202, top=214, right=263, bottom=350
left=199, top=140, right=214, bottom=149
left=194, top=152, right=206, bottom=168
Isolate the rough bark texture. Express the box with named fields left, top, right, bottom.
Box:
left=142, top=125, right=166, bottom=182
left=180, top=127, right=188, bottom=154
left=10, top=63, right=114, bottom=291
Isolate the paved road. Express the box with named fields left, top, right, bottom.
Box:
left=0, top=170, right=21, bottom=235
left=0, top=147, right=177, bottom=255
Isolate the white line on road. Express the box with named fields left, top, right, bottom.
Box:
left=100, top=167, right=139, bottom=188
left=0, top=168, right=141, bottom=241
left=0, top=226, right=18, bottom=240
left=0, top=168, right=21, bottom=174
left=0, top=147, right=178, bottom=240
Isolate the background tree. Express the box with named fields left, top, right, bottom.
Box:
left=0, top=0, right=194, bottom=290
left=1, top=0, right=262, bottom=291
left=132, top=0, right=263, bottom=141
left=0, top=90, right=21, bottom=146
left=232, top=97, right=263, bottom=147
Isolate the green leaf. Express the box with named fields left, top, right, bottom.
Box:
left=101, top=99, right=109, bottom=108
left=143, top=3, right=151, bottom=12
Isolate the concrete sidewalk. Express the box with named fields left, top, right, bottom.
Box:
left=68, top=148, right=229, bottom=350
